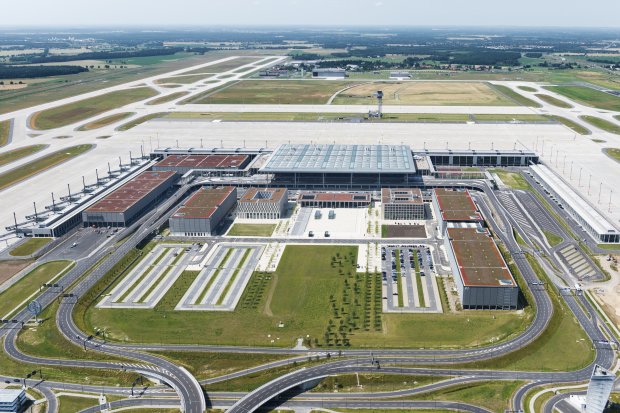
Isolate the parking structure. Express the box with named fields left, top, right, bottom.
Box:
left=380, top=244, right=442, bottom=313
left=176, top=243, right=264, bottom=311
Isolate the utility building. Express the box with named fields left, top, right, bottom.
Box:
left=381, top=188, right=425, bottom=220
left=312, top=68, right=346, bottom=79
left=444, top=227, right=518, bottom=309
left=169, top=186, right=236, bottom=237
left=82, top=171, right=176, bottom=227
left=237, top=188, right=288, bottom=219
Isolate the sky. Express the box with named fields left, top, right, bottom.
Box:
left=4, top=0, right=620, bottom=27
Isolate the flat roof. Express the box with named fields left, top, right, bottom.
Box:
left=155, top=154, right=249, bottom=169
left=171, top=186, right=236, bottom=219
left=85, top=171, right=175, bottom=214
left=300, top=191, right=371, bottom=202
left=240, top=187, right=287, bottom=204
left=447, top=227, right=516, bottom=287
left=531, top=164, right=619, bottom=236
left=382, top=188, right=423, bottom=205
left=0, top=389, right=24, bottom=403
left=261, top=144, right=416, bottom=174
left=434, top=188, right=482, bottom=222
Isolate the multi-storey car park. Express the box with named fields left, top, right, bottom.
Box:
left=381, top=187, right=425, bottom=220
left=444, top=227, right=519, bottom=309
left=169, top=186, right=237, bottom=237
left=236, top=187, right=288, bottom=219
left=431, top=188, right=483, bottom=233
left=82, top=170, right=177, bottom=227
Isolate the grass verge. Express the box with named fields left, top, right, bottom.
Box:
left=580, top=116, right=620, bottom=134
left=227, top=223, right=276, bottom=236
left=0, top=119, right=11, bottom=147
left=518, top=86, right=538, bottom=92
left=603, top=147, right=620, bottom=163
left=535, top=94, right=572, bottom=108
left=77, top=112, right=134, bottom=131
left=491, top=85, right=542, bottom=107
left=145, top=91, right=190, bottom=105
left=0, top=144, right=93, bottom=191
left=116, top=112, right=166, bottom=131
left=30, top=87, right=158, bottom=130
left=0, top=144, right=47, bottom=167
left=546, top=85, right=620, bottom=111
left=58, top=395, right=99, bottom=413
left=547, top=115, right=591, bottom=135
left=9, top=237, right=51, bottom=257
left=542, top=230, right=563, bottom=247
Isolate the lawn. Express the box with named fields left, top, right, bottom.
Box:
left=580, top=116, right=620, bottom=134
left=116, top=112, right=166, bottom=131
left=30, top=87, right=158, bottom=129
left=188, top=80, right=352, bottom=104
left=0, top=144, right=93, bottom=191
left=547, top=115, right=591, bottom=135
left=333, top=82, right=516, bottom=106
left=0, top=260, right=73, bottom=318
left=9, top=237, right=51, bottom=256
left=542, top=230, right=563, bottom=247
left=489, top=85, right=542, bottom=107
left=227, top=223, right=276, bottom=237
left=0, top=144, right=47, bottom=167
left=489, top=169, right=531, bottom=190
left=518, top=85, right=538, bottom=92
left=0, top=119, right=11, bottom=147
left=58, top=395, right=99, bottom=413
left=82, top=245, right=527, bottom=348
left=77, top=112, right=134, bottom=131
left=535, top=93, right=573, bottom=108
left=603, top=148, right=620, bottom=163
left=546, top=86, right=620, bottom=111
left=145, top=91, right=190, bottom=105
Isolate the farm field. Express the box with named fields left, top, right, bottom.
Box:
left=333, top=82, right=516, bottom=106
left=0, top=144, right=46, bottom=167
left=546, top=85, right=620, bottom=111
left=83, top=245, right=528, bottom=348
left=189, top=80, right=351, bottom=104
left=0, top=144, right=93, bottom=191
left=29, top=87, right=158, bottom=129
left=77, top=112, right=135, bottom=130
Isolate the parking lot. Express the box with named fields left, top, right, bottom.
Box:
left=381, top=244, right=443, bottom=313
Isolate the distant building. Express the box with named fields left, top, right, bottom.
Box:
left=585, top=364, right=615, bottom=413
left=237, top=188, right=288, bottom=219
left=0, top=389, right=27, bottom=413
left=298, top=191, right=370, bottom=208
left=169, top=186, right=237, bottom=237
left=390, top=71, right=411, bottom=79
left=382, top=188, right=425, bottom=220
left=312, top=68, right=346, bottom=79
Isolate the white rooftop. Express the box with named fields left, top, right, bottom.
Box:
left=0, top=389, right=24, bottom=403
left=531, top=164, right=619, bottom=236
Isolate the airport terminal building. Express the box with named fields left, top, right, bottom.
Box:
left=381, top=188, right=425, bottom=220
left=445, top=227, right=519, bottom=309
left=298, top=191, right=371, bottom=208
left=237, top=187, right=288, bottom=219
left=169, top=186, right=237, bottom=237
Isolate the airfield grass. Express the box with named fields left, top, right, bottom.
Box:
left=616, top=115, right=620, bottom=122
left=546, top=85, right=620, bottom=111
left=82, top=245, right=529, bottom=349
left=333, top=81, right=516, bottom=106
left=9, top=237, right=51, bottom=256
left=542, top=230, right=563, bottom=247
left=0, top=119, right=10, bottom=147
left=473, top=114, right=548, bottom=122
left=189, top=80, right=352, bottom=104
left=181, top=57, right=263, bottom=75
left=518, top=86, right=538, bottom=92
left=116, top=112, right=166, bottom=131
left=145, top=91, right=190, bottom=105
left=156, top=74, right=215, bottom=85
left=489, top=169, right=531, bottom=191
left=0, top=260, right=73, bottom=318
left=227, top=223, right=276, bottom=237
left=57, top=395, right=99, bottom=413
left=547, top=115, right=591, bottom=135
left=490, top=85, right=542, bottom=107
left=0, top=144, right=93, bottom=191
left=580, top=115, right=620, bottom=134
left=77, top=112, right=135, bottom=131
left=603, top=148, right=620, bottom=163
left=30, top=87, right=158, bottom=129
left=535, top=93, right=573, bottom=108
left=0, top=144, right=46, bottom=167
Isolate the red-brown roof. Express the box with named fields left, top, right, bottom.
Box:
left=434, top=188, right=481, bottom=222
left=171, top=186, right=236, bottom=219
left=239, top=187, right=287, bottom=204
left=155, top=154, right=249, bottom=169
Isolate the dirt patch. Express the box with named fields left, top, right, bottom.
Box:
left=0, top=259, right=34, bottom=285
left=383, top=224, right=426, bottom=238
left=590, top=255, right=620, bottom=328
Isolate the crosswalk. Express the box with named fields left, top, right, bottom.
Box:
left=496, top=192, right=535, bottom=235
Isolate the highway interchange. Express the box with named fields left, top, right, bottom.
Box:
left=1, top=56, right=620, bottom=412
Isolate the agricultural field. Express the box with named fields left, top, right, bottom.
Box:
left=546, top=86, right=620, bottom=111
left=188, top=80, right=351, bottom=104
left=580, top=115, right=620, bottom=134
left=29, top=87, right=158, bottom=129
left=333, top=82, right=516, bottom=106
left=83, top=245, right=528, bottom=348
left=0, top=144, right=47, bottom=167
left=77, top=112, right=135, bottom=130
left=0, top=144, right=93, bottom=191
